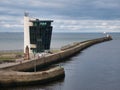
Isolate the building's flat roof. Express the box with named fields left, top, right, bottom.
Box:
left=29, top=19, right=53, bottom=22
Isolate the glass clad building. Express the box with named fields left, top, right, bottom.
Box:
left=29, top=20, right=53, bottom=53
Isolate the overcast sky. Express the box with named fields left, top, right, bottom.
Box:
left=0, top=0, right=120, bottom=32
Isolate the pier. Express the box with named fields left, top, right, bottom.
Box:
left=0, top=36, right=112, bottom=87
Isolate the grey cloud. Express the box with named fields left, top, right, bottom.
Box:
left=0, top=0, right=120, bottom=32
left=1, top=0, right=120, bottom=19
left=53, top=20, right=120, bottom=32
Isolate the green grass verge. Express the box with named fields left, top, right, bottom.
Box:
left=0, top=52, right=23, bottom=62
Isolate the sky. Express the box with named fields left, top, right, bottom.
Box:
left=0, top=0, right=120, bottom=32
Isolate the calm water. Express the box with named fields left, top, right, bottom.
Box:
left=1, top=32, right=120, bottom=90
left=0, top=32, right=109, bottom=50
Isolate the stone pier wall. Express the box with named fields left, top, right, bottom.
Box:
left=0, top=66, right=65, bottom=87
left=0, top=36, right=112, bottom=71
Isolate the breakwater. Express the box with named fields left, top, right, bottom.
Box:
left=0, top=66, right=65, bottom=87
left=0, top=36, right=112, bottom=87
left=0, top=36, right=112, bottom=71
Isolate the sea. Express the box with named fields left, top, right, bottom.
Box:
left=0, top=32, right=120, bottom=90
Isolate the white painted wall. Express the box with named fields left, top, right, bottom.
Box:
left=24, top=15, right=31, bottom=53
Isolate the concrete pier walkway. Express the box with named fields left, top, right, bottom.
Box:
left=0, top=36, right=112, bottom=71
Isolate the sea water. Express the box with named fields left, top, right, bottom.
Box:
left=0, top=32, right=109, bottom=50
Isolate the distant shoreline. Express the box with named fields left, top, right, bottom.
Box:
left=0, top=32, right=120, bottom=34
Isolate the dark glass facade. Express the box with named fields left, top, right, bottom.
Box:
left=29, top=20, right=53, bottom=53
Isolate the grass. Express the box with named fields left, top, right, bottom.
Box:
left=0, top=52, right=23, bottom=55
left=0, top=57, right=15, bottom=61
left=50, top=49, right=60, bottom=53
left=0, top=51, right=23, bottom=62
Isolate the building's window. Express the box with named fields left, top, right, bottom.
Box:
left=29, top=21, right=52, bottom=53
left=40, top=22, right=47, bottom=26
left=33, top=22, right=36, bottom=26
left=30, top=26, right=36, bottom=44
left=33, top=22, right=39, bottom=26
